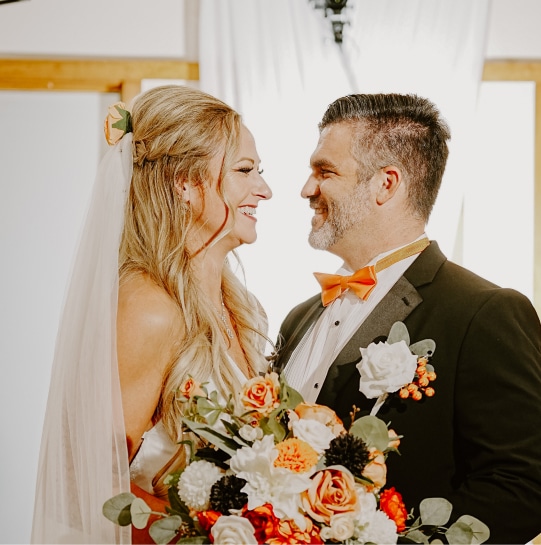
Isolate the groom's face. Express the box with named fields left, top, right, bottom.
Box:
left=302, top=122, right=374, bottom=254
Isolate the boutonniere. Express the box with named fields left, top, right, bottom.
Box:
left=356, top=322, right=436, bottom=415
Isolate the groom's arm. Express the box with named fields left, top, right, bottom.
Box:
left=450, top=288, right=541, bottom=544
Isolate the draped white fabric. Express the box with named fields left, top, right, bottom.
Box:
left=199, top=0, right=489, bottom=340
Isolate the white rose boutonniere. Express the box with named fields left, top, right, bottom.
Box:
left=357, top=322, right=436, bottom=414
left=358, top=339, right=417, bottom=399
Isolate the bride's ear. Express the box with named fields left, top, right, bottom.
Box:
left=174, top=178, right=191, bottom=203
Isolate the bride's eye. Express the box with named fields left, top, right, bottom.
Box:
left=258, top=168, right=264, bottom=175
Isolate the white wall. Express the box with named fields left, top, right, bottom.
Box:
left=1, top=1, right=541, bottom=543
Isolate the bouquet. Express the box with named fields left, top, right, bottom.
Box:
left=103, top=372, right=489, bottom=544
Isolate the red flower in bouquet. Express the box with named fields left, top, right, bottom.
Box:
left=242, top=503, right=280, bottom=543
left=380, top=487, right=408, bottom=532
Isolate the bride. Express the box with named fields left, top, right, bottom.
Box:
left=31, top=85, right=272, bottom=544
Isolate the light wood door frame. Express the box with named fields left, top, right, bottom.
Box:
left=483, top=61, right=541, bottom=312
left=1, top=57, right=540, bottom=309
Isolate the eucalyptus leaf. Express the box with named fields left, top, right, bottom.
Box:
left=349, top=415, right=390, bottom=451
left=102, top=492, right=136, bottom=523
left=149, top=515, right=183, bottom=545
left=419, top=497, right=452, bottom=526
left=445, top=520, right=474, bottom=544
left=118, top=504, right=133, bottom=527
left=388, top=321, right=410, bottom=344
left=450, top=515, right=491, bottom=544
left=402, top=529, right=430, bottom=543
left=130, top=497, right=151, bottom=530
left=409, top=339, right=436, bottom=357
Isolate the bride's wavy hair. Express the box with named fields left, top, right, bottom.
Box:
left=119, top=85, right=269, bottom=460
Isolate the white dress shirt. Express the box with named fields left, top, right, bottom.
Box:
left=283, top=235, right=427, bottom=403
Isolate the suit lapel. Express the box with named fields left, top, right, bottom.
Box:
left=316, top=275, right=423, bottom=407
left=275, top=295, right=325, bottom=373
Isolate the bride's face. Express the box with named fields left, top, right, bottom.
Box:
left=186, top=125, right=272, bottom=252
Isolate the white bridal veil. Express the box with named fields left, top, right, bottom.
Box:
left=31, top=135, right=133, bottom=543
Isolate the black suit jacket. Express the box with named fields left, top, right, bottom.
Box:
left=275, top=242, right=541, bottom=544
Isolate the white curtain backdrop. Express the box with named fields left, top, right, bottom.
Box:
left=199, top=0, right=490, bottom=342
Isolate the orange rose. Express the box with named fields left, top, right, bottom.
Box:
left=242, top=503, right=279, bottom=543
left=274, top=438, right=319, bottom=473
left=179, top=377, right=206, bottom=400
left=362, top=448, right=387, bottom=491
left=379, top=487, right=408, bottom=532
left=239, top=372, right=280, bottom=417
left=301, top=467, right=359, bottom=524
left=294, top=403, right=346, bottom=436
left=267, top=516, right=323, bottom=544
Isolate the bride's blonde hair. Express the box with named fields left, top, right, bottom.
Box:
left=119, top=85, right=269, bottom=456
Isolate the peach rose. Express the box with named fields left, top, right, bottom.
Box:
left=179, top=377, right=206, bottom=400
left=388, top=428, right=401, bottom=450
left=294, top=403, right=346, bottom=436
left=301, top=467, right=360, bottom=525
left=362, top=448, right=387, bottom=491
left=267, top=516, right=324, bottom=544
left=239, top=372, right=280, bottom=417
left=103, top=102, right=131, bottom=146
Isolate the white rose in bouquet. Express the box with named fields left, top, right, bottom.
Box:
left=210, top=515, right=257, bottom=544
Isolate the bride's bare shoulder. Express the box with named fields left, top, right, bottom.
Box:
left=118, top=272, right=183, bottom=340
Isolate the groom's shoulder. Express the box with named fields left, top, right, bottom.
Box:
left=279, top=293, right=321, bottom=331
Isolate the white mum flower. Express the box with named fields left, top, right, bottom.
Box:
left=177, top=460, right=223, bottom=511
left=229, top=434, right=312, bottom=529
left=361, top=510, right=398, bottom=544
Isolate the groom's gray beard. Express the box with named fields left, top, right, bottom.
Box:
left=308, top=190, right=369, bottom=250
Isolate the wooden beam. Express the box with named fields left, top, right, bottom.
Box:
left=0, top=58, right=199, bottom=94
left=483, top=60, right=541, bottom=82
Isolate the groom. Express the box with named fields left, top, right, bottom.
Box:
left=274, top=93, right=541, bottom=544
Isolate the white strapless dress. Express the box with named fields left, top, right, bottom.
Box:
left=130, top=363, right=247, bottom=494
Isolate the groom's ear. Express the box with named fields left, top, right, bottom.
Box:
left=375, top=165, right=402, bottom=205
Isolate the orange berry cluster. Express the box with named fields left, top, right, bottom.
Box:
left=399, top=356, right=436, bottom=401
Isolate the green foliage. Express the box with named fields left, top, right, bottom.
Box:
left=350, top=415, right=390, bottom=451
left=149, top=515, right=182, bottom=545
left=102, top=492, right=136, bottom=526
left=402, top=498, right=490, bottom=544
left=419, top=497, right=453, bottom=526
left=181, top=418, right=238, bottom=456
left=130, top=497, right=151, bottom=530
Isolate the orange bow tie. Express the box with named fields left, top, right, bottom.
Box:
left=314, top=267, right=377, bottom=307
left=314, top=238, right=430, bottom=307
